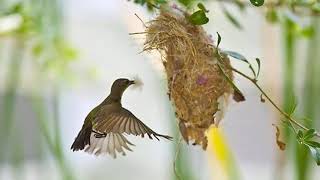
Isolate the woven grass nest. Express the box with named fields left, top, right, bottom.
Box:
left=143, top=8, right=235, bottom=150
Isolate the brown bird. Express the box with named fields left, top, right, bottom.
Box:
left=71, top=78, right=172, bottom=158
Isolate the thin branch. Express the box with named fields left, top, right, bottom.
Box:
left=230, top=67, right=320, bottom=137
left=129, top=32, right=148, bottom=35
left=134, top=13, right=147, bottom=28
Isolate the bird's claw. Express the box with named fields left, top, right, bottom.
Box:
left=94, top=133, right=106, bottom=138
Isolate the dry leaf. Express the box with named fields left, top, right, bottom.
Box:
left=260, top=94, right=265, bottom=103
left=233, top=90, right=245, bottom=102
left=273, top=124, right=286, bottom=151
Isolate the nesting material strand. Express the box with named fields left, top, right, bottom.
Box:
left=144, top=9, right=234, bottom=150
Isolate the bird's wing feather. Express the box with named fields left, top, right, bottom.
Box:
left=92, top=105, right=172, bottom=140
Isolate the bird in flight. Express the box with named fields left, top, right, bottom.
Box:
left=71, top=78, right=172, bottom=158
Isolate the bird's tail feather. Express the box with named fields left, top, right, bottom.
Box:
left=84, top=132, right=134, bottom=158
left=71, top=125, right=91, bottom=151
left=153, top=133, right=173, bottom=141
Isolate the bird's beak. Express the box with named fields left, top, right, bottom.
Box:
left=129, top=80, right=135, bottom=85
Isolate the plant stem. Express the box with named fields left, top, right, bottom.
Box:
left=230, top=67, right=320, bottom=137
left=215, top=46, right=317, bottom=137
left=31, top=95, right=74, bottom=180
left=294, top=17, right=320, bottom=180
left=0, top=39, right=24, bottom=162
left=173, top=137, right=183, bottom=180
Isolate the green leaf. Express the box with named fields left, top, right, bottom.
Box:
left=256, top=58, right=261, bottom=78
left=235, top=0, right=246, bottom=11
left=265, top=8, right=278, bottom=24
left=248, top=65, right=257, bottom=78
left=32, top=43, right=44, bottom=57
left=300, top=26, right=315, bottom=38
left=307, top=146, right=320, bottom=165
left=250, top=0, right=264, bottom=7
left=178, top=0, right=194, bottom=8
left=306, top=141, right=320, bottom=148
left=223, top=51, right=257, bottom=78
left=312, top=3, right=320, bottom=13
left=8, top=3, right=23, bottom=14
left=216, top=32, right=221, bottom=48
left=188, top=10, right=209, bottom=25
left=222, top=7, right=242, bottom=29
left=197, top=3, right=209, bottom=13
left=223, top=51, right=248, bottom=63
left=288, top=97, right=298, bottom=115
left=297, top=130, right=304, bottom=141
left=217, top=63, right=245, bottom=102
left=156, top=0, right=167, bottom=4
left=304, top=129, right=316, bottom=140
left=133, top=0, right=146, bottom=5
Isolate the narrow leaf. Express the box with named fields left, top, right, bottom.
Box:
left=217, top=63, right=245, bottom=102
left=224, top=51, right=257, bottom=78
left=223, top=51, right=248, bottom=63
left=197, top=3, right=209, bottom=13
left=288, top=97, right=298, bottom=115
left=307, top=146, right=320, bottom=165
left=304, top=129, right=316, bottom=140
left=297, top=130, right=304, bottom=140
left=249, top=64, right=257, bottom=78
left=216, top=32, right=221, bottom=48
left=306, top=141, right=320, bottom=148
left=235, top=0, right=245, bottom=11
left=256, top=58, right=261, bottom=78
left=222, top=7, right=242, bottom=29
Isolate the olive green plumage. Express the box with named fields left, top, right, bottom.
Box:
left=71, top=78, right=172, bottom=157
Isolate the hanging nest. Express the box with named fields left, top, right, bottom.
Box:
left=143, top=8, right=234, bottom=150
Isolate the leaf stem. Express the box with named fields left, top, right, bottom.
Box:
left=173, top=136, right=183, bottom=180
left=230, top=67, right=320, bottom=138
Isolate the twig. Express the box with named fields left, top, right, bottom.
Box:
left=213, top=42, right=320, bottom=137
left=173, top=136, right=183, bottom=180
left=134, top=13, right=147, bottom=28
left=230, top=67, right=320, bottom=137
left=129, top=32, right=148, bottom=35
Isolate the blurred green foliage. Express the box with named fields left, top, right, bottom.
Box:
left=0, top=0, right=76, bottom=179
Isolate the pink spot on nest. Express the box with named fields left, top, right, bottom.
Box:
left=208, top=34, right=214, bottom=44
left=196, top=75, right=208, bottom=85
left=171, top=3, right=178, bottom=9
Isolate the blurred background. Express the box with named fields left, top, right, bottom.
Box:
left=0, top=0, right=320, bottom=180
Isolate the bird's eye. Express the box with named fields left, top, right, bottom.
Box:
left=125, top=80, right=129, bottom=84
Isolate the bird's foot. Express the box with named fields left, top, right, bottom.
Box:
left=92, top=130, right=107, bottom=138
left=94, top=133, right=106, bottom=138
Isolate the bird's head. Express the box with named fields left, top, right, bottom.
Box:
left=110, top=78, right=135, bottom=96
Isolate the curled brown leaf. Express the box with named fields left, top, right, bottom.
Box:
left=233, top=90, right=245, bottom=102
left=273, top=124, right=286, bottom=151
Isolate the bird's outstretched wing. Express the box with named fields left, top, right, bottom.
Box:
left=92, top=105, right=172, bottom=141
